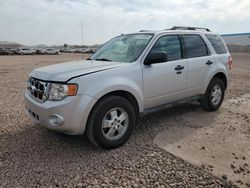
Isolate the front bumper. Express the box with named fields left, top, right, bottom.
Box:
left=24, top=92, right=96, bottom=135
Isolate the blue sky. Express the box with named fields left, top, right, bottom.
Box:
left=0, top=0, right=249, bottom=45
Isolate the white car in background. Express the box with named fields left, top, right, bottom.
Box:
left=17, top=48, right=35, bottom=55
left=83, top=48, right=94, bottom=53
left=44, top=48, right=60, bottom=55
left=61, top=48, right=74, bottom=53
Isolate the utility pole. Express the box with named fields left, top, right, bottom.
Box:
left=81, top=19, right=84, bottom=59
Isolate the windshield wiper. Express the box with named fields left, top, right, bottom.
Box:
left=94, top=58, right=112, bottom=62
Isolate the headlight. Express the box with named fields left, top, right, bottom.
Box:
left=47, top=83, right=78, bottom=101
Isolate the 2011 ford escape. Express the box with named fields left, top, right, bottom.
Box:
left=24, top=26, right=232, bottom=149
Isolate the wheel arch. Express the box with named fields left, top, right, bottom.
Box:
left=202, top=71, right=228, bottom=94
left=90, top=90, right=140, bottom=119
left=83, top=90, right=141, bottom=138
left=213, top=72, right=227, bottom=89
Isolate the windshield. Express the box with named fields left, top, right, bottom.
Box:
left=90, top=34, right=153, bottom=63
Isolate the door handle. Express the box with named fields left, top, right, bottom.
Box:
left=206, top=60, right=213, bottom=65
left=175, top=65, right=184, bottom=71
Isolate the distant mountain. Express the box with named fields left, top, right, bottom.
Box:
left=0, top=41, right=21, bottom=45
left=30, top=44, right=48, bottom=48
left=0, top=41, right=23, bottom=48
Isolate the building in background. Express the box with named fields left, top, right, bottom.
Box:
left=222, top=33, right=250, bottom=46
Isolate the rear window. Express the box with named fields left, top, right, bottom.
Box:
left=206, top=34, right=227, bottom=54
left=183, top=35, right=209, bottom=58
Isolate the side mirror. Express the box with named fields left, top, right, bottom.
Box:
left=144, top=52, right=168, bottom=65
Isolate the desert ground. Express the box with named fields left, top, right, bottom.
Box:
left=0, top=53, right=249, bottom=187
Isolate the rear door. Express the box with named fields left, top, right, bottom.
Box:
left=205, top=34, right=230, bottom=69
left=143, top=34, right=188, bottom=109
left=182, top=34, right=215, bottom=96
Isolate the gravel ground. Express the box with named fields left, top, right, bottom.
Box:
left=1, top=53, right=249, bottom=187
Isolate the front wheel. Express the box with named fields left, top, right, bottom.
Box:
left=86, top=96, right=136, bottom=149
left=201, top=77, right=225, bottom=111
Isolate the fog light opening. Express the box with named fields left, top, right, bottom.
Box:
left=49, top=114, right=64, bottom=127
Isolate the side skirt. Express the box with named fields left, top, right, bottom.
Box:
left=141, top=95, right=202, bottom=117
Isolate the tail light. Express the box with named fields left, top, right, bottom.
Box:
left=228, top=56, right=233, bottom=70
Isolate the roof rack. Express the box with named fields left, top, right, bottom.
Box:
left=169, top=26, right=211, bottom=32
left=139, top=30, right=154, bottom=32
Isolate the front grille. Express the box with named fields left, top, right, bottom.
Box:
left=28, top=77, right=47, bottom=102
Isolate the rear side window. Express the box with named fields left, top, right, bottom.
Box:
left=150, top=35, right=182, bottom=61
left=183, top=35, right=209, bottom=58
left=206, top=34, right=227, bottom=54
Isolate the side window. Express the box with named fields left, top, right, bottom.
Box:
left=206, top=34, right=227, bottom=54
left=150, top=35, right=182, bottom=61
left=183, top=35, right=209, bottom=58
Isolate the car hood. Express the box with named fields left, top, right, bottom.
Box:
left=30, top=60, right=128, bottom=82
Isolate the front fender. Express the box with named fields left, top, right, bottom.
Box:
left=89, top=77, right=144, bottom=112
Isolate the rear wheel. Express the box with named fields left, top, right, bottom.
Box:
left=86, top=96, right=136, bottom=149
left=201, top=77, right=225, bottom=111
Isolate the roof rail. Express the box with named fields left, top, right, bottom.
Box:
left=139, top=30, right=154, bottom=32
left=169, top=26, right=211, bottom=32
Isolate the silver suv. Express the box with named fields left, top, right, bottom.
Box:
left=24, top=26, right=232, bottom=149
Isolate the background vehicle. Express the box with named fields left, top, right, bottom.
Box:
left=35, top=48, right=45, bottom=55
left=61, top=48, right=74, bottom=53
left=6, top=48, right=15, bottom=54
left=11, top=48, right=20, bottom=55
left=17, top=48, right=35, bottom=55
left=73, top=48, right=85, bottom=53
left=44, top=48, right=60, bottom=55
left=83, top=48, right=94, bottom=53
left=0, top=48, right=13, bottom=55
left=25, top=26, right=231, bottom=149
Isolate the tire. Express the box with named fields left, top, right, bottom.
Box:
left=86, top=96, right=136, bottom=149
left=201, top=77, right=225, bottom=111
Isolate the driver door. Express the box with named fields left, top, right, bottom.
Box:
left=142, top=35, right=188, bottom=109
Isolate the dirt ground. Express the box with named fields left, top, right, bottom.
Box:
left=154, top=94, right=250, bottom=187
left=0, top=53, right=249, bottom=187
